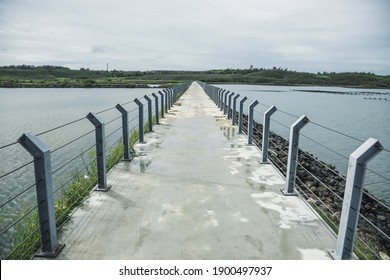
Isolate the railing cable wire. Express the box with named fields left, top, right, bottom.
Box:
left=0, top=202, right=41, bottom=237
left=0, top=141, right=18, bottom=151
left=310, top=121, right=365, bottom=143
left=0, top=180, right=40, bottom=209
left=0, top=160, right=35, bottom=180
left=36, top=117, right=86, bottom=137
left=51, top=129, right=95, bottom=153
left=300, top=133, right=349, bottom=160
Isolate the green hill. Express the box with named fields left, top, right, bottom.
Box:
left=1, top=65, right=389, bottom=88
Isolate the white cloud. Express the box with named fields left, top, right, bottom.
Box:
left=0, top=0, right=389, bottom=74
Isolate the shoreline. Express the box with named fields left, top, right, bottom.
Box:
left=0, top=84, right=167, bottom=89
left=2, top=83, right=390, bottom=90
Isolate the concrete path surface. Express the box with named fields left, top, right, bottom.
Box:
left=49, top=82, right=336, bottom=260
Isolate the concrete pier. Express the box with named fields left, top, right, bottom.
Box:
left=49, top=82, right=335, bottom=260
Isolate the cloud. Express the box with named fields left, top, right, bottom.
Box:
left=0, top=0, right=389, bottom=74
left=91, top=45, right=108, bottom=54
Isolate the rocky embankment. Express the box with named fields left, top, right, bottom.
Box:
left=239, top=113, right=390, bottom=259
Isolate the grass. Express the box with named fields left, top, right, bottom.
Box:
left=310, top=202, right=377, bottom=260
left=106, top=140, right=125, bottom=171
left=6, top=208, right=40, bottom=260
left=5, top=123, right=151, bottom=259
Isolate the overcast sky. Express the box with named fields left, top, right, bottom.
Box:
left=0, top=0, right=389, bottom=74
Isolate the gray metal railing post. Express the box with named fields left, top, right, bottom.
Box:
left=168, top=89, right=172, bottom=109
left=261, top=105, right=277, bottom=163
left=115, top=104, right=130, bottom=161
left=144, top=95, right=153, bottom=132
left=247, top=100, right=259, bottom=145
left=158, top=91, right=164, bottom=118
left=282, top=115, right=309, bottom=196
left=330, top=138, right=382, bottom=260
left=164, top=90, right=169, bottom=113
left=212, top=88, right=216, bottom=103
left=223, top=91, right=229, bottom=114
left=170, top=88, right=174, bottom=107
left=18, top=132, right=64, bottom=257
left=87, top=112, right=110, bottom=191
left=232, top=94, right=240, bottom=125
left=217, top=89, right=222, bottom=105
left=238, top=96, right=248, bottom=134
left=218, top=90, right=223, bottom=109
left=165, top=89, right=170, bottom=108
left=152, top=93, right=159, bottom=124
left=134, top=98, right=145, bottom=143
left=219, top=90, right=225, bottom=110
left=227, top=92, right=235, bottom=119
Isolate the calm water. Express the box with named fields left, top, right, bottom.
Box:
left=0, top=85, right=389, bottom=209
left=0, top=88, right=156, bottom=219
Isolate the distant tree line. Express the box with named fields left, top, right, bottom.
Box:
left=0, top=65, right=389, bottom=88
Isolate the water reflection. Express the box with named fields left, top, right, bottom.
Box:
left=221, top=126, right=236, bottom=141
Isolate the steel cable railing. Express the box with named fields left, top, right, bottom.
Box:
left=51, top=143, right=96, bottom=175
left=36, top=117, right=86, bottom=137
left=105, top=115, right=122, bottom=126
left=52, top=155, right=97, bottom=196
left=6, top=223, right=42, bottom=260
left=294, top=176, right=341, bottom=225
left=294, top=123, right=388, bottom=259
left=299, top=136, right=390, bottom=212
left=96, top=106, right=117, bottom=115
left=0, top=160, right=34, bottom=180
left=0, top=83, right=191, bottom=260
left=310, top=120, right=365, bottom=143
left=0, top=180, right=40, bottom=210
left=105, top=126, right=123, bottom=141
left=54, top=176, right=98, bottom=222
left=50, top=129, right=95, bottom=154
left=0, top=200, right=39, bottom=259
left=299, top=149, right=346, bottom=179
left=0, top=201, right=41, bottom=240
left=0, top=141, right=19, bottom=151
left=0, top=86, right=175, bottom=259
left=128, top=114, right=140, bottom=124
left=298, top=131, right=390, bottom=208
left=205, top=83, right=390, bottom=259
left=5, top=82, right=386, bottom=259
left=55, top=177, right=99, bottom=232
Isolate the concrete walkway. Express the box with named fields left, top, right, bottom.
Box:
left=51, top=82, right=336, bottom=260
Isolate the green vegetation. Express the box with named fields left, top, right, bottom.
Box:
left=311, top=202, right=376, bottom=260
left=0, top=65, right=177, bottom=88
left=1, top=65, right=390, bottom=88
left=6, top=121, right=154, bottom=259
left=8, top=208, right=40, bottom=260
left=106, top=140, right=125, bottom=172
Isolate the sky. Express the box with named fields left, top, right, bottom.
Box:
left=0, top=0, right=389, bottom=74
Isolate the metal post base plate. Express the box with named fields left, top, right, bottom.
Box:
left=281, top=189, right=298, bottom=196
left=328, top=250, right=357, bottom=260
left=35, top=244, right=65, bottom=258
left=259, top=161, right=271, bottom=165
left=95, top=185, right=112, bottom=192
